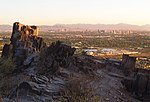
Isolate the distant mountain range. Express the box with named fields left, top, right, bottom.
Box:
left=1, top=23, right=150, bottom=32
left=0, top=25, right=12, bottom=32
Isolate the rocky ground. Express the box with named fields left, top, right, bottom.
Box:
left=1, top=43, right=141, bottom=102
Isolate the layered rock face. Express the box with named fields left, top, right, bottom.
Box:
left=2, top=22, right=46, bottom=66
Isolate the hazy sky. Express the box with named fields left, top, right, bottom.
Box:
left=0, top=0, right=150, bottom=25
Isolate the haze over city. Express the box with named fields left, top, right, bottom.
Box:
left=0, top=0, right=150, bottom=25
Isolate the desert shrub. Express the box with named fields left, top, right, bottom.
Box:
left=0, top=57, right=16, bottom=96
left=0, top=96, right=2, bottom=102
left=0, top=74, right=30, bottom=97
left=0, top=76, right=16, bottom=96
left=0, top=57, right=16, bottom=78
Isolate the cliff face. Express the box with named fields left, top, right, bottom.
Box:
left=2, top=22, right=46, bottom=66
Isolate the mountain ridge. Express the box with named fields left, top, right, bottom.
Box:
left=1, top=23, right=150, bottom=32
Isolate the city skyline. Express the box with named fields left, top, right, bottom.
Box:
left=0, top=0, right=150, bottom=25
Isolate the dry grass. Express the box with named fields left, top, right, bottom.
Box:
left=53, top=76, right=101, bottom=102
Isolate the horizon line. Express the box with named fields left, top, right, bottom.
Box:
left=0, top=22, right=150, bottom=26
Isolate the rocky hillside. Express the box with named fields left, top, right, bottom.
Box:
left=0, top=22, right=150, bottom=102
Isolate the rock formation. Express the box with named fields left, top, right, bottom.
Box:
left=2, top=22, right=46, bottom=66
left=121, top=54, right=136, bottom=76
left=35, top=41, right=76, bottom=76
left=121, top=54, right=150, bottom=101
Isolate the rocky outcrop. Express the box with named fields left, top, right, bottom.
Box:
left=39, top=41, right=76, bottom=75
left=38, top=41, right=106, bottom=75
left=121, top=54, right=150, bottom=101
left=1, top=22, right=46, bottom=66
left=2, top=45, right=141, bottom=102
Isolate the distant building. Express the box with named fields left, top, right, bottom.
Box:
left=82, top=49, right=97, bottom=55
left=0, top=38, right=3, bottom=40
left=101, top=48, right=116, bottom=55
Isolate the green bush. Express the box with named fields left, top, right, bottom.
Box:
left=0, top=57, right=16, bottom=78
